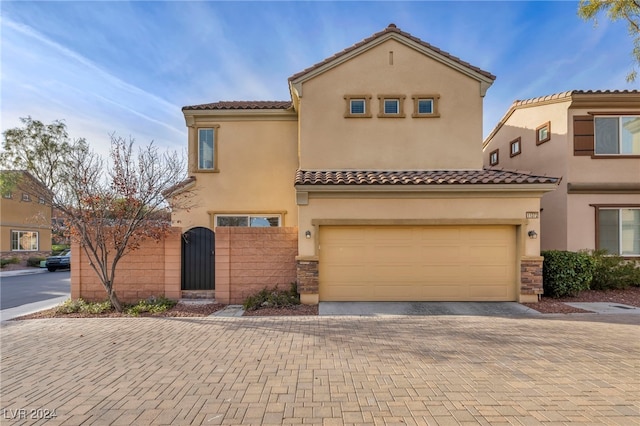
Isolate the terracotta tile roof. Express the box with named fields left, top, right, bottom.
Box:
left=511, top=90, right=640, bottom=108
left=295, top=169, right=559, bottom=186
left=182, top=101, right=292, bottom=111
left=289, top=23, right=496, bottom=82
left=484, top=89, right=640, bottom=147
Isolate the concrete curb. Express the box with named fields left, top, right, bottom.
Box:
left=0, top=295, right=69, bottom=322
left=0, top=268, right=48, bottom=278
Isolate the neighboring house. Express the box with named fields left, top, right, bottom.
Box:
left=483, top=90, right=640, bottom=257
left=0, top=170, right=52, bottom=260
left=167, top=24, right=560, bottom=304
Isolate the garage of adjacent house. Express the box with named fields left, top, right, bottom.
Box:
left=319, top=225, right=517, bottom=302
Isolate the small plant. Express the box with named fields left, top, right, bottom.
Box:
left=56, top=298, right=113, bottom=314
left=0, top=257, right=20, bottom=268
left=589, top=250, right=640, bottom=290
left=125, top=296, right=177, bottom=316
left=243, top=282, right=300, bottom=311
left=27, top=257, right=45, bottom=267
left=542, top=250, right=594, bottom=298
left=52, top=244, right=70, bottom=255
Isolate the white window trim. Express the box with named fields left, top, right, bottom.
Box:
left=377, top=94, right=406, bottom=118
left=196, top=125, right=220, bottom=172
left=11, top=230, right=39, bottom=251
left=594, top=115, right=640, bottom=155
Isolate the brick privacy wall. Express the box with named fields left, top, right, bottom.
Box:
left=521, top=257, right=544, bottom=295
left=296, top=259, right=319, bottom=295
left=215, top=227, right=298, bottom=304
left=71, top=228, right=181, bottom=303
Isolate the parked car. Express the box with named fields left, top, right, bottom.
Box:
left=45, top=250, right=71, bottom=272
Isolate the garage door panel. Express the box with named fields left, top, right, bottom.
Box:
left=319, top=225, right=516, bottom=302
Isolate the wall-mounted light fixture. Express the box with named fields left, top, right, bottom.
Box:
left=305, top=230, right=311, bottom=239
left=527, top=230, right=538, bottom=239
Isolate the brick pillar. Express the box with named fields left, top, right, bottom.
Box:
left=296, top=258, right=319, bottom=305
left=520, top=256, right=543, bottom=303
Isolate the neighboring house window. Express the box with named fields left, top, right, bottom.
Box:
left=344, top=95, right=372, bottom=118
left=510, top=138, right=521, bottom=157
left=489, top=149, right=499, bottom=166
left=377, top=95, right=406, bottom=118
left=38, top=197, right=46, bottom=204
left=198, top=126, right=219, bottom=171
left=215, top=214, right=281, bottom=227
left=22, top=193, right=31, bottom=202
left=594, top=116, right=640, bottom=155
left=2, top=191, right=12, bottom=199
left=597, top=207, right=640, bottom=256
left=11, top=230, right=38, bottom=251
left=536, top=121, right=551, bottom=145
left=411, top=95, right=440, bottom=118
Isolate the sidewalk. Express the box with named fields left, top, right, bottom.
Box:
left=0, top=268, right=48, bottom=278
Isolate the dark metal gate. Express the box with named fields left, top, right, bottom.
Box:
left=181, top=227, right=215, bottom=290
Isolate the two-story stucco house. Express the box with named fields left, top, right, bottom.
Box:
left=483, top=90, right=640, bottom=257
left=0, top=170, right=52, bottom=260
left=168, top=24, right=559, bottom=305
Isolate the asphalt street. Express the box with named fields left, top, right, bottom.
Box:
left=0, top=270, right=70, bottom=310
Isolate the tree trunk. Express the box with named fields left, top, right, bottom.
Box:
left=108, top=290, right=123, bottom=312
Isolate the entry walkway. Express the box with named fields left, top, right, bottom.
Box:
left=1, top=315, right=638, bottom=425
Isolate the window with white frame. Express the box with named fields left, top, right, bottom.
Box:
left=489, top=149, right=499, bottom=166
left=344, top=95, right=371, bottom=118
left=198, top=128, right=217, bottom=170
left=510, top=138, right=521, bottom=157
left=22, top=193, right=31, bottom=202
left=411, top=95, right=440, bottom=118
left=215, top=214, right=281, bottom=228
left=377, top=95, right=405, bottom=118
left=594, top=116, right=640, bottom=155
left=598, top=207, right=640, bottom=256
left=11, top=230, right=38, bottom=251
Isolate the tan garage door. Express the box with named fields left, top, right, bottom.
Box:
left=319, top=225, right=516, bottom=301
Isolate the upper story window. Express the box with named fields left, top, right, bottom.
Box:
left=597, top=207, right=640, bottom=256
left=536, top=121, right=551, bottom=145
left=2, top=191, right=12, bottom=199
left=11, top=230, right=38, bottom=251
left=215, top=214, right=281, bottom=227
left=38, top=197, right=46, bottom=204
left=489, top=149, right=499, bottom=166
left=412, top=95, right=440, bottom=118
left=510, top=138, right=521, bottom=157
left=377, top=95, right=406, bottom=118
left=22, top=193, right=31, bottom=202
left=344, top=95, right=372, bottom=118
left=595, top=116, right=640, bottom=155
left=198, top=127, right=218, bottom=171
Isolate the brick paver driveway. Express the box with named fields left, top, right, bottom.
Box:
left=1, top=315, right=638, bottom=425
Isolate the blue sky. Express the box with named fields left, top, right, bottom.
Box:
left=1, top=1, right=636, bottom=158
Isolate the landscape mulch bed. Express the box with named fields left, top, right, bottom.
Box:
left=522, top=287, right=640, bottom=314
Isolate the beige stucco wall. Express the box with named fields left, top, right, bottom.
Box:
left=482, top=101, right=570, bottom=251
left=297, top=39, right=485, bottom=170
left=297, top=192, right=543, bottom=259
left=0, top=196, right=52, bottom=253
left=172, top=117, right=299, bottom=231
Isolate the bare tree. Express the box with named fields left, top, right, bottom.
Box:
left=579, top=0, right=640, bottom=82
left=54, top=136, right=190, bottom=312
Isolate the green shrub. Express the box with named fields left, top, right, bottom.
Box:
left=52, top=244, right=70, bottom=255
left=243, top=282, right=300, bottom=311
left=542, top=250, right=594, bottom=298
left=0, top=257, right=20, bottom=268
left=589, top=250, right=640, bottom=290
left=27, top=257, right=45, bottom=267
left=125, top=296, right=177, bottom=316
left=56, top=298, right=113, bottom=314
